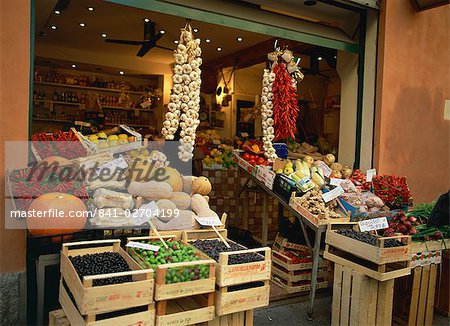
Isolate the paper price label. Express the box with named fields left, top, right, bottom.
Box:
left=317, top=160, right=332, bottom=178
left=195, top=216, right=222, bottom=226
left=131, top=201, right=159, bottom=225
left=329, top=178, right=344, bottom=186
left=322, top=186, right=344, bottom=203
left=358, top=217, right=388, bottom=232
left=126, top=241, right=160, bottom=252
left=241, top=132, right=249, bottom=138
left=97, top=156, right=128, bottom=174
left=366, top=168, right=377, bottom=182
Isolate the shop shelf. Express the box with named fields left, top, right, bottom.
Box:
left=34, top=81, right=145, bottom=95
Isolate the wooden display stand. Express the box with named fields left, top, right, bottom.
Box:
left=332, top=264, right=395, bottom=326
left=49, top=310, right=70, bottom=326
left=435, top=249, right=450, bottom=316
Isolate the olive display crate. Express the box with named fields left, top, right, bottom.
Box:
left=272, top=250, right=328, bottom=271
left=182, top=229, right=272, bottom=287
left=60, top=239, right=154, bottom=316
left=126, top=235, right=216, bottom=301
left=324, top=224, right=412, bottom=281
left=59, top=281, right=155, bottom=326
left=331, top=264, right=395, bottom=326
left=272, top=261, right=327, bottom=283
left=232, top=150, right=255, bottom=175
left=215, top=280, right=270, bottom=316
left=271, top=276, right=328, bottom=295
left=207, top=309, right=254, bottom=326
left=273, top=233, right=310, bottom=252
left=155, top=294, right=215, bottom=326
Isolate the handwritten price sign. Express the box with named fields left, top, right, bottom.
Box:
left=358, top=217, right=388, bottom=232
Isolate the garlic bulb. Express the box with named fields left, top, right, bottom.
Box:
left=260, top=69, right=277, bottom=161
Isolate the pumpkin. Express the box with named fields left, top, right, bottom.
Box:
left=192, top=176, right=212, bottom=195
left=128, top=181, right=173, bottom=200
left=27, top=193, right=86, bottom=237
left=40, top=156, right=72, bottom=166
left=169, top=192, right=191, bottom=209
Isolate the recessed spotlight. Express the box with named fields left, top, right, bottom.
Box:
left=71, top=64, right=77, bottom=68
left=193, top=28, right=199, bottom=33
left=159, top=30, right=166, bottom=34
left=318, top=56, right=323, bottom=61
left=51, top=25, right=57, bottom=30
left=173, top=40, right=179, bottom=44
left=334, top=55, right=337, bottom=59
left=87, top=6, right=95, bottom=11
left=54, top=10, right=61, bottom=15
left=144, top=18, right=150, bottom=23
left=119, top=70, right=124, bottom=75
left=304, top=0, right=318, bottom=6
left=205, top=38, right=211, bottom=43
left=216, top=47, right=222, bottom=52
left=236, top=37, right=243, bottom=42
left=79, top=22, right=86, bottom=27
left=101, top=33, right=107, bottom=38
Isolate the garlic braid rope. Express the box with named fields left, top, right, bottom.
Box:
left=261, top=69, right=277, bottom=161
left=161, top=25, right=202, bottom=162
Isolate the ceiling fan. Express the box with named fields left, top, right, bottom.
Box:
left=105, top=21, right=173, bottom=57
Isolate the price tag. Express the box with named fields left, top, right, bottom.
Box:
left=241, top=132, right=249, bottom=138
left=195, top=216, right=222, bottom=226
left=97, top=156, right=128, bottom=174
left=298, top=177, right=311, bottom=186
left=131, top=201, right=159, bottom=225
left=126, top=241, right=160, bottom=252
left=322, top=186, right=344, bottom=203
left=358, top=217, right=388, bottom=232
left=317, top=160, right=332, bottom=178
left=329, top=178, right=344, bottom=186
left=366, top=168, right=376, bottom=182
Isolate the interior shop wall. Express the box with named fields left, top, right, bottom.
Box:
left=0, top=0, right=28, bottom=273
left=374, top=0, right=450, bottom=203
left=336, top=51, right=358, bottom=167
left=216, top=67, right=235, bottom=138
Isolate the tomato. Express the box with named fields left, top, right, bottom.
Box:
left=248, top=159, right=256, bottom=166
left=243, top=153, right=250, bottom=160
left=256, top=157, right=265, bottom=165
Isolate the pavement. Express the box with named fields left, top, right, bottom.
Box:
left=254, top=295, right=450, bottom=326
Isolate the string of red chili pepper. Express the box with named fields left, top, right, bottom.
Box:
left=272, top=63, right=299, bottom=140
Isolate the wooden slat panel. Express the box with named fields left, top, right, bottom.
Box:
left=366, top=278, right=379, bottom=326
left=332, top=264, right=343, bottom=326
left=340, top=266, right=352, bottom=326
left=408, top=266, right=422, bottom=326
left=424, top=264, right=437, bottom=326
left=357, top=275, right=372, bottom=325
left=376, top=279, right=394, bottom=326
left=417, top=265, right=430, bottom=326
left=349, top=272, right=362, bottom=326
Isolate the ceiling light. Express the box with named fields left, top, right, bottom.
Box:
left=71, top=64, right=76, bottom=68
left=119, top=70, right=124, bottom=75
left=236, top=37, right=243, bottom=42
left=216, top=47, right=222, bottom=52
left=334, top=55, right=337, bottom=59
left=173, top=40, right=179, bottom=44
left=54, top=10, right=61, bottom=15
left=304, top=0, right=318, bottom=6
left=205, top=38, right=211, bottom=43
left=51, top=25, right=57, bottom=30
left=101, top=33, right=107, bottom=38
left=159, top=30, right=166, bottom=34
left=87, top=7, right=95, bottom=11
left=79, top=22, right=86, bottom=27
left=318, top=56, right=323, bottom=61
left=144, top=18, right=150, bottom=22
left=193, top=28, right=199, bottom=32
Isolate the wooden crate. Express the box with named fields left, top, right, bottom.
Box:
left=271, top=276, right=328, bottom=294
left=393, top=264, right=440, bottom=326
left=183, top=229, right=271, bottom=287
left=324, top=226, right=411, bottom=281
left=272, top=250, right=327, bottom=271
left=272, top=262, right=327, bottom=283
left=215, top=281, right=270, bottom=316
left=49, top=309, right=70, bottom=326
left=60, top=240, right=154, bottom=316
left=155, top=294, right=215, bottom=326
left=273, top=233, right=310, bottom=252
left=331, top=264, right=394, bottom=326
left=59, top=281, right=155, bottom=326
left=207, top=310, right=254, bottom=326
left=127, top=235, right=216, bottom=301
left=435, top=249, right=450, bottom=316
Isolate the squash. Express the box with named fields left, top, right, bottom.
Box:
left=182, top=175, right=197, bottom=193
left=192, top=176, right=212, bottom=195
left=203, top=195, right=210, bottom=203
left=135, top=196, right=147, bottom=208
left=169, top=192, right=191, bottom=209
left=156, top=199, right=178, bottom=222
left=152, top=210, right=197, bottom=230
left=127, top=181, right=173, bottom=200
left=191, top=194, right=219, bottom=219
left=138, top=166, right=183, bottom=192
left=129, top=160, right=156, bottom=182
left=27, top=193, right=86, bottom=236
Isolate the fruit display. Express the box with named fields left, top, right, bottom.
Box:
left=31, top=130, right=88, bottom=159
left=336, top=229, right=405, bottom=248
left=372, top=175, right=412, bottom=208
left=189, top=239, right=265, bottom=265
left=293, top=189, right=342, bottom=219
left=129, top=240, right=210, bottom=284
left=69, top=252, right=132, bottom=286
left=86, top=131, right=135, bottom=149
left=350, top=169, right=371, bottom=190
left=241, top=152, right=269, bottom=167
left=197, top=130, right=237, bottom=168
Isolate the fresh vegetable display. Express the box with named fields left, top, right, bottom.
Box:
left=130, top=240, right=210, bottom=284
left=350, top=169, right=371, bottom=190
left=242, top=152, right=269, bottom=167
left=406, top=202, right=436, bottom=222
left=336, top=229, right=405, bottom=248
left=69, top=252, right=132, bottom=286
left=383, top=210, right=418, bottom=236
left=294, top=189, right=341, bottom=219
left=190, top=239, right=264, bottom=264
left=372, top=175, right=412, bottom=208
left=410, top=225, right=450, bottom=242
left=31, top=130, right=87, bottom=159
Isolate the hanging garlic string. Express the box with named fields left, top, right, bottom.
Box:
left=260, top=68, right=277, bottom=162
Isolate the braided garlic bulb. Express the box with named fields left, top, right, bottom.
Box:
left=261, top=69, right=277, bottom=161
